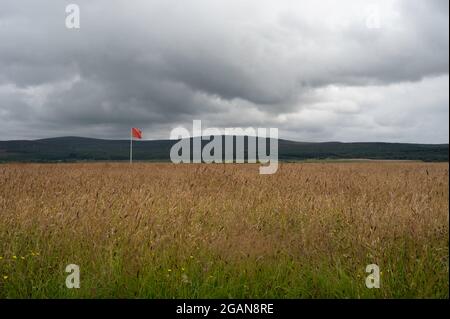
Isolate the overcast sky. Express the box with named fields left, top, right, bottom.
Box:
left=0, top=0, right=448, bottom=143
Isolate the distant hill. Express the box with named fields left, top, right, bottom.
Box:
left=0, top=136, right=448, bottom=162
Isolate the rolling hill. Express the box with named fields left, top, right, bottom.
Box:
left=0, top=136, right=448, bottom=162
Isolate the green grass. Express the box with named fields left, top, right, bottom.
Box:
left=1, top=240, right=447, bottom=298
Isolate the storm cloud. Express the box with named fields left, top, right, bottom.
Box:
left=0, top=0, right=448, bottom=142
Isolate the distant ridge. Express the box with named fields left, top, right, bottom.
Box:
left=0, top=136, right=448, bottom=162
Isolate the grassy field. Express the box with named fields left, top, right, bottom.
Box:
left=0, top=162, right=448, bottom=298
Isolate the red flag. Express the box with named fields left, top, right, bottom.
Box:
left=132, top=127, right=142, bottom=139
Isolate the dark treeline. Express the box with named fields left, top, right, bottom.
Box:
left=0, top=136, right=448, bottom=162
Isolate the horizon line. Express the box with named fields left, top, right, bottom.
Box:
left=0, top=135, right=448, bottom=146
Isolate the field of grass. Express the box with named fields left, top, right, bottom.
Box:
left=0, top=162, right=448, bottom=298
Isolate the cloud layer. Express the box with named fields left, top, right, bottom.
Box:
left=0, top=0, right=448, bottom=142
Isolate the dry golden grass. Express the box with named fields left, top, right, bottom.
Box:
left=0, top=162, right=448, bottom=298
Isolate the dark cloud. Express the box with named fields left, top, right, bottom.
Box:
left=0, top=0, right=448, bottom=142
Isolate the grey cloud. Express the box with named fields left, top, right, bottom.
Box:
left=0, top=0, right=448, bottom=142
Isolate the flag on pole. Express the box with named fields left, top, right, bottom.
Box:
left=130, top=127, right=142, bottom=164
left=132, top=127, right=143, bottom=139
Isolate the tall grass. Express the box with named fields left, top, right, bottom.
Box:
left=0, top=162, right=448, bottom=298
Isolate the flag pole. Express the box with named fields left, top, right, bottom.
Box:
left=130, top=128, right=133, bottom=164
